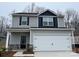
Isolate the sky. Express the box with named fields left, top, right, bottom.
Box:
left=0, top=2, right=79, bottom=18
left=0, top=2, right=79, bottom=24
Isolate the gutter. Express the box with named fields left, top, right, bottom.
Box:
left=30, top=28, right=75, bottom=31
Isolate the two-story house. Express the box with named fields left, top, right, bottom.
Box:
left=6, top=9, right=75, bottom=52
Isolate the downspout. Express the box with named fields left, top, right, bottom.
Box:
left=71, top=30, right=75, bottom=51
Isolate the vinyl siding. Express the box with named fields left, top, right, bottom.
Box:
left=29, top=16, right=38, bottom=27
left=12, top=16, right=38, bottom=28
left=12, top=16, right=65, bottom=28
left=58, top=18, right=65, bottom=27
left=12, top=16, right=19, bottom=27
left=12, top=16, right=29, bottom=28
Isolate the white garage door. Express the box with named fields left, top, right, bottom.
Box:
left=33, top=33, right=72, bottom=51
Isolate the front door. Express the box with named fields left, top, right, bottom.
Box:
left=20, top=36, right=26, bottom=49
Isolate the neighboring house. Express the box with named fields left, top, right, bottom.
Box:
left=6, top=9, right=75, bottom=52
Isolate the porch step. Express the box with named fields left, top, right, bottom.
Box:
left=13, top=51, right=34, bottom=57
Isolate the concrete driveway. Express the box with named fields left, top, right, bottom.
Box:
left=34, top=51, right=79, bottom=57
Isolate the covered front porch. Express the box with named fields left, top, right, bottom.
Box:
left=6, top=28, right=32, bottom=51
left=9, top=32, right=30, bottom=50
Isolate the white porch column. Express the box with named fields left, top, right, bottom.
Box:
left=6, top=31, right=10, bottom=49
left=30, top=30, right=32, bottom=44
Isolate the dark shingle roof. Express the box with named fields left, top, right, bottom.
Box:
left=12, top=12, right=38, bottom=16
left=12, top=10, right=64, bottom=18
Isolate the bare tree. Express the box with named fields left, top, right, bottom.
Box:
left=56, top=10, right=64, bottom=18
left=23, top=4, right=30, bottom=12
left=65, top=9, right=78, bottom=28
left=70, top=12, right=79, bottom=29
left=34, top=6, right=45, bottom=13
left=23, top=3, right=35, bottom=13
left=0, top=16, right=10, bottom=37
left=0, top=16, right=5, bottom=32
left=0, top=16, right=10, bottom=30
left=57, top=9, right=79, bottom=29
left=23, top=3, right=45, bottom=13
left=56, top=10, right=63, bottom=16
left=31, top=3, right=35, bottom=12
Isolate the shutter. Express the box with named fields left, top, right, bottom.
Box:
left=53, top=17, right=58, bottom=28
left=38, top=17, right=43, bottom=28
left=27, top=17, right=29, bottom=25
left=19, top=16, right=22, bottom=25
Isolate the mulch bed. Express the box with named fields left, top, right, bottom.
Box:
left=72, top=48, right=79, bottom=53
left=0, top=51, right=16, bottom=57
left=23, top=51, right=34, bottom=54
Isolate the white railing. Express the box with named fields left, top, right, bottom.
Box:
left=8, top=44, right=21, bottom=50
left=8, top=44, right=33, bottom=50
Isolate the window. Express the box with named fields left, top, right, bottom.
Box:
left=21, top=17, right=27, bottom=25
left=43, top=17, right=53, bottom=26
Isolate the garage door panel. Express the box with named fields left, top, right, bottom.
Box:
left=52, top=36, right=71, bottom=50
left=33, top=33, right=72, bottom=51
left=34, top=36, right=54, bottom=51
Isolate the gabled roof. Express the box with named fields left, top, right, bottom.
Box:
left=12, top=9, right=64, bottom=18
left=38, top=9, right=57, bottom=16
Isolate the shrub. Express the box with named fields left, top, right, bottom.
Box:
left=27, top=44, right=33, bottom=52
left=0, top=48, right=6, bottom=52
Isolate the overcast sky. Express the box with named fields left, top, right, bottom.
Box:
left=0, top=2, right=79, bottom=18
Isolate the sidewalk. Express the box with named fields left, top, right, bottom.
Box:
left=13, top=51, right=34, bottom=57
left=13, top=51, right=79, bottom=57
left=34, top=51, right=79, bottom=57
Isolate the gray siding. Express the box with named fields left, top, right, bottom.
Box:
left=12, top=16, right=29, bottom=28
left=12, top=16, right=19, bottom=27
left=58, top=18, right=65, bottom=27
left=12, top=16, right=38, bottom=28
left=12, top=16, right=65, bottom=28
left=29, top=16, right=38, bottom=27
